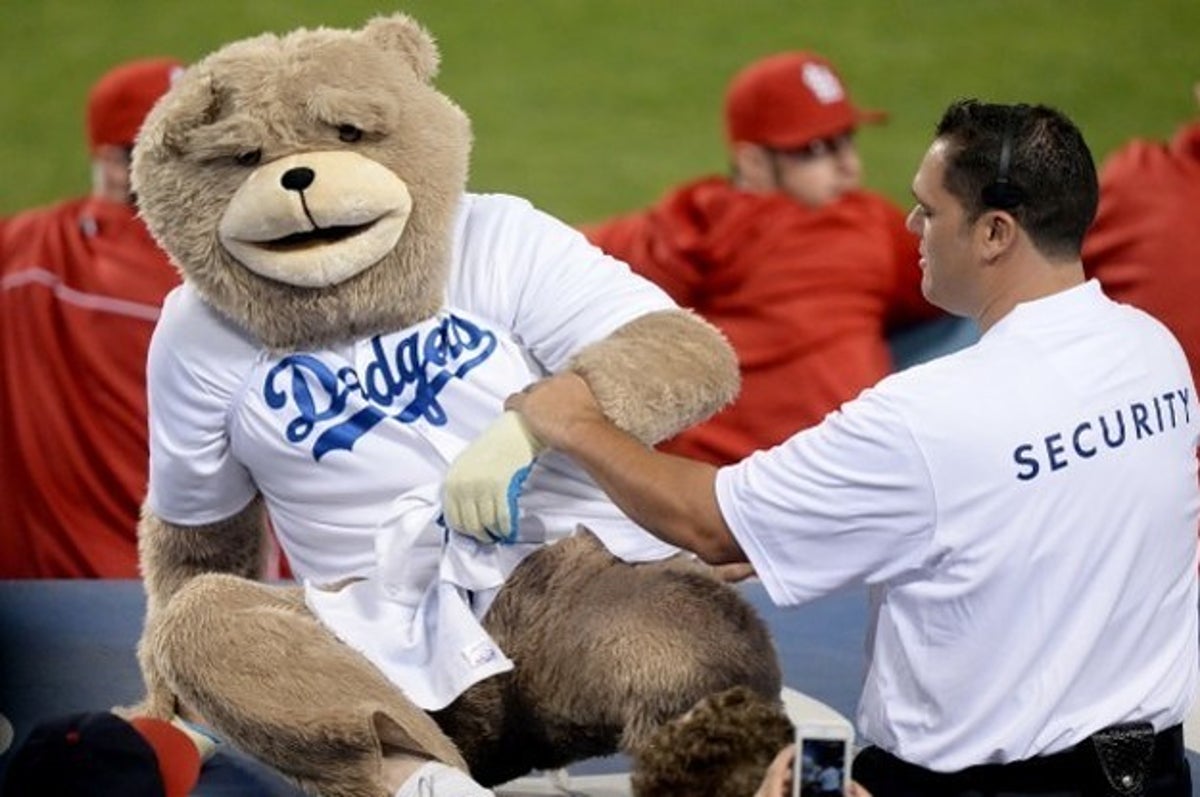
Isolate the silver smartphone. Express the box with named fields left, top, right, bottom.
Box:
left=792, top=721, right=852, bottom=797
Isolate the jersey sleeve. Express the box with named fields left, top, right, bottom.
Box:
left=145, top=285, right=258, bottom=525
left=715, top=383, right=938, bottom=605
left=452, top=194, right=678, bottom=374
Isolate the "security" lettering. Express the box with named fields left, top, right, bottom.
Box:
left=1012, top=388, right=1192, bottom=481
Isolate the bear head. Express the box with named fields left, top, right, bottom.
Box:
left=132, top=14, right=471, bottom=350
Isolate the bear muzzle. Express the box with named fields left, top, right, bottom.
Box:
left=218, top=150, right=413, bottom=288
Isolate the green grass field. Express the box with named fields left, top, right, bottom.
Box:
left=2, top=1, right=1198, bottom=222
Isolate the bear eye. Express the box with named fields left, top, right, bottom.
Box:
left=234, top=149, right=262, bottom=167
left=337, top=124, right=364, bottom=143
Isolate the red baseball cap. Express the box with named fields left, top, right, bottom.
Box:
left=85, top=57, right=184, bottom=153
left=2, top=712, right=201, bottom=796
left=724, top=52, right=887, bottom=150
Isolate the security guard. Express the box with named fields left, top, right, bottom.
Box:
left=469, top=100, right=1199, bottom=796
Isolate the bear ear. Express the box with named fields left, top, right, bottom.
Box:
left=139, top=69, right=224, bottom=156
left=362, top=13, right=441, bottom=84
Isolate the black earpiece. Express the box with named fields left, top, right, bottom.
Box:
left=981, top=110, right=1024, bottom=210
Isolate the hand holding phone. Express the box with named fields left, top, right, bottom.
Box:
left=793, top=722, right=852, bottom=797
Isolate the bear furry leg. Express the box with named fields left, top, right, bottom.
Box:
left=150, top=573, right=467, bottom=797
left=432, top=530, right=782, bottom=786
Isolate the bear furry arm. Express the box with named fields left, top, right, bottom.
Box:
left=129, top=499, right=265, bottom=718
left=567, top=308, right=739, bottom=444
left=139, top=497, right=267, bottom=616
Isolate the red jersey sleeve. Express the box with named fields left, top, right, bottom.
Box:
left=581, top=211, right=704, bottom=307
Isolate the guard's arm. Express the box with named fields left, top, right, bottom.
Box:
left=504, top=372, right=745, bottom=565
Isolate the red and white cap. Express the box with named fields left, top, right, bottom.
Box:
left=85, top=57, right=184, bottom=152
left=724, top=51, right=886, bottom=149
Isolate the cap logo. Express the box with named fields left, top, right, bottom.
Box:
left=801, top=62, right=845, bottom=105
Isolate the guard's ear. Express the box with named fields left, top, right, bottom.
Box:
left=977, top=209, right=1020, bottom=264
left=362, top=13, right=440, bottom=84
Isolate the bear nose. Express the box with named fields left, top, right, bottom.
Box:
left=281, top=167, right=315, bottom=192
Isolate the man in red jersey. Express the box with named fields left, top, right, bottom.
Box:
left=583, top=52, right=944, bottom=464
left=0, top=57, right=183, bottom=577
left=1083, top=82, right=1200, bottom=385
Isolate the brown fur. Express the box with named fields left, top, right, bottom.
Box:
left=571, top=309, right=740, bottom=443
left=434, top=531, right=780, bottom=785
left=132, top=15, right=469, bottom=350
left=151, top=574, right=466, bottom=797
left=631, top=686, right=794, bottom=797
left=130, top=500, right=267, bottom=720
left=146, top=533, right=779, bottom=793
left=129, top=12, right=771, bottom=795
left=138, top=499, right=267, bottom=615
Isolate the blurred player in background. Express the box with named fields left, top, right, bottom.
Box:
left=583, top=51, right=941, bottom=464
left=0, top=58, right=182, bottom=577
left=1083, top=81, right=1200, bottom=384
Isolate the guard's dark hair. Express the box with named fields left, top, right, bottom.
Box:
left=935, top=99, right=1098, bottom=260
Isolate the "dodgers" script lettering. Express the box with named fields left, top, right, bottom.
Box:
left=264, top=314, right=497, bottom=460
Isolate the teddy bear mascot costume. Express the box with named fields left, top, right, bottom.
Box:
left=126, top=12, right=781, bottom=797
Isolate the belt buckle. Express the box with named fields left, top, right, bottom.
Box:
left=1089, top=721, right=1155, bottom=797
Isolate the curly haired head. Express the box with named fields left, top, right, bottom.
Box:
left=632, top=686, right=793, bottom=797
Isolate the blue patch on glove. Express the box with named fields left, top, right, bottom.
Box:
left=496, top=464, right=533, bottom=545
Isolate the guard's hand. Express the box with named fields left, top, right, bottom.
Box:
left=503, top=372, right=604, bottom=452
left=443, top=410, right=544, bottom=543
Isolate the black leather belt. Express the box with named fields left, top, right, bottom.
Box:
left=852, top=723, right=1189, bottom=797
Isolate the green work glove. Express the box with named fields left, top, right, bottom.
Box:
left=443, top=410, right=544, bottom=543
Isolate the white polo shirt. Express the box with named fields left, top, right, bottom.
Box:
left=146, top=192, right=680, bottom=709
left=718, top=280, right=1200, bottom=771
